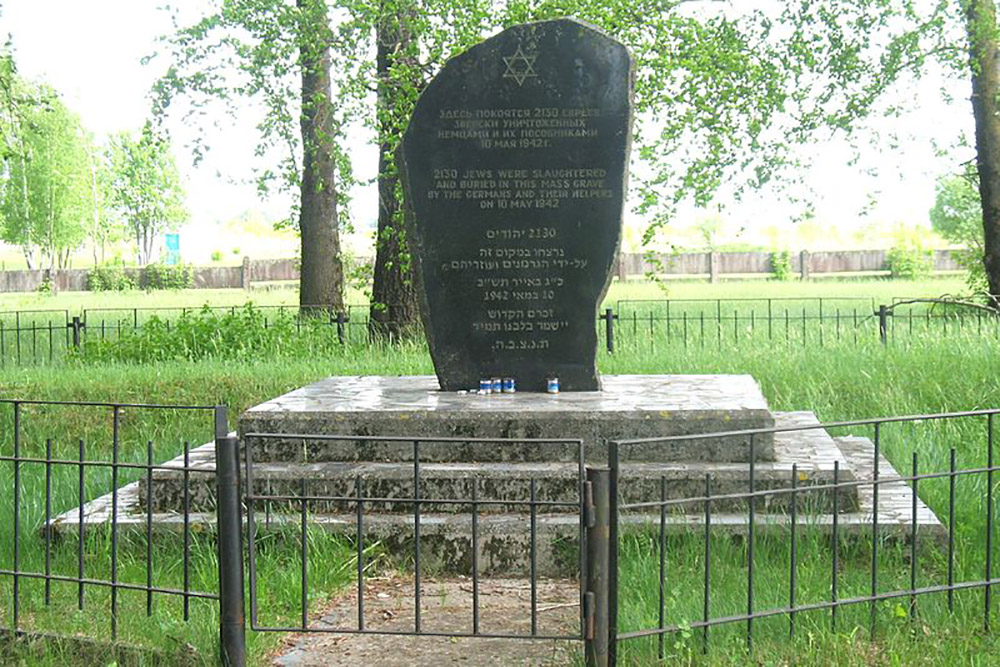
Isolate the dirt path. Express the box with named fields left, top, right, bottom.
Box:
left=273, top=577, right=581, bottom=666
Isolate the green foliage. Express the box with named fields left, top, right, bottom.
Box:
left=35, top=275, right=54, bottom=295
left=344, top=252, right=374, bottom=298
left=106, top=123, right=187, bottom=265
left=151, top=0, right=956, bottom=242
left=76, top=304, right=346, bottom=364
left=769, top=250, right=793, bottom=281
left=930, top=168, right=987, bottom=294
left=87, top=263, right=136, bottom=292
left=887, top=242, right=934, bottom=280
left=141, top=262, right=193, bottom=291
left=0, top=81, right=93, bottom=269
left=210, top=250, right=222, bottom=262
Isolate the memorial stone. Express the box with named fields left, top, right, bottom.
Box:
left=402, top=18, right=633, bottom=391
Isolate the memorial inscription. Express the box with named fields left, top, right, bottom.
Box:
left=402, top=19, right=633, bottom=391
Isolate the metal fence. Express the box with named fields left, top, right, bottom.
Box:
left=609, top=297, right=1000, bottom=351
left=606, top=409, right=1000, bottom=664
left=240, top=431, right=588, bottom=643
left=4, top=400, right=1000, bottom=665
left=0, top=399, right=244, bottom=664
left=0, top=297, right=996, bottom=367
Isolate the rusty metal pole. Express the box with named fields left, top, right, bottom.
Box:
left=586, top=467, right=610, bottom=667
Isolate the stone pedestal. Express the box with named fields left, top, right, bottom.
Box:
left=239, top=374, right=775, bottom=463
left=51, top=373, right=943, bottom=577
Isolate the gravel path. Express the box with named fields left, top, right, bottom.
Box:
left=272, top=576, right=581, bottom=666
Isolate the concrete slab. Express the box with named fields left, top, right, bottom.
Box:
left=49, top=423, right=941, bottom=577
left=239, top=375, right=775, bottom=463
left=144, top=413, right=855, bottom=515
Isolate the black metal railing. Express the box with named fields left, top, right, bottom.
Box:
left=610, top=297, right=1000, bottom=351
left=606, top=409, right=1000, bottom=665
left=239, top=431, right=590, bottom=644
left=0, top=297, right=995, bottom=366
left=0, top=399, right=244, bottom=665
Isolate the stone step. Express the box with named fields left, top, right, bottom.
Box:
left=48, top=435, right=942, bottom=577
left=139, top=412, right=855, bottom=515
left=141, top=457, right=857, bottom=515
left=239, top=375, right=777, bottom=464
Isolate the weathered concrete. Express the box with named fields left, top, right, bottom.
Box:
left=144, top=412, right=854, bottom=514
left=50, top=413, right=939, bottom=577
left=240, top=374, right=776, bottom=463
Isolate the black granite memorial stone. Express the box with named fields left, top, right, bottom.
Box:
left=402, top=19, right=633, bottom=392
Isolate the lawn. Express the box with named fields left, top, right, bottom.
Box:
left=0, top=275, right=970, bottom=315
left=0, top=275, right=997, bottom=665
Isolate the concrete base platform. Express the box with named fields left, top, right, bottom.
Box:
left=49, top=426, right=941, bottom=576
left=141, top=412, right=855, bottom=515
left=239, top=375, right=776, bottom=463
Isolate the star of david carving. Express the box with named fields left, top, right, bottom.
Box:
left=502, top=46, right=538, bottom=86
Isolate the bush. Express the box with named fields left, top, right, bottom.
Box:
left=887, top=243, right=934, bottom=280
left=88, top=264, right=136, bottom=292
left=142, top=263, right=194, bottom=290
left=74, top=304, right=345, bottom=363
left=770, top=250, right=793, bottom=281
left=210, top=250, right=223, bottom=262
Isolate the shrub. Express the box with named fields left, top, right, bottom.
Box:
left=210, top=250, right=223, bottom=262
left=770, top=250, right=793, bottom=281
left=74, top=304, right=346, bottom=363
left=142, top=262, right=194, bottom=290
left=36, top=276, right=54, bottom=295
left=887, top=243, right=934, bottom=280
left=88, top=264, right=136, bottom=292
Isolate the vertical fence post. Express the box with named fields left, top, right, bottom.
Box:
left=585, top=466, right=610, bottom=667
left=799, top=250, right=810, bottom=281
left=607, top=443, right=620, bottom=666
left=215, top=407, right=247, bottom=667
left=69, top=316, right=84, bottom=349
left=877, top=305, right=889, bottom=345
left=603, top=308, right=616, bottom=354
left=336, top=311, right=347, bottom=345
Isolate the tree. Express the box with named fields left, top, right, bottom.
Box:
left=368, top=2, right=420, bottom=340
left=106, top=124, right=187, bottom=265
left=156, top=0, right=964, bottom=313
left=930, top=167, right=987, bottom=292
left=151, top=0, right=346, bottom=311
left=0, top=85, right=91, bottom=269
left=86, top=143, right=124, bottom=265
left=967, top=0, right=1000, bottom=298
left=296, top=0, right=344, bottom=309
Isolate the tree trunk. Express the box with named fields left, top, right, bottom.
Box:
left=144, top=227, right=155, bottom=265
left=368, top=6, right=420, bottom=340
left=968, top=0, right=1000, bottom=301
left=297, top=0, right=344, bottom=313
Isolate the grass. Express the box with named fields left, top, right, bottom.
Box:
left=0, top=276, right=997, bottom=664
left=0, top=275, right=969, bottom=316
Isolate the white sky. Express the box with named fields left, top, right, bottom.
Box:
left=0, top=1, right=975, bottom=255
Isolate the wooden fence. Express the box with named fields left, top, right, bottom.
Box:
left=0, top=249, right=966, bottom=293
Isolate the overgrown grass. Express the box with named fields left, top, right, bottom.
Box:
left=0, top=275, right=997, bottom=664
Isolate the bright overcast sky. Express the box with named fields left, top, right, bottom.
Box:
left=0, top=1, right=975, bottom=250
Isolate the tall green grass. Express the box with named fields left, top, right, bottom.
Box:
left=0, top=297, right=997, bottom=664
